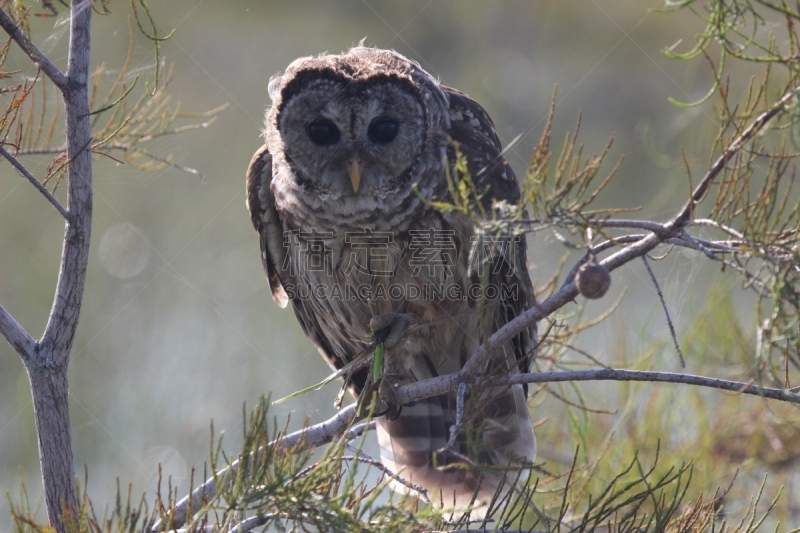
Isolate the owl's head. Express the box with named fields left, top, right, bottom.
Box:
left=265, top=47, right=450, bottom=196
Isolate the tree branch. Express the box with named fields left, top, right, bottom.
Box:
left=8, top=144, right=205, bottom=179
left=0, top=303, right=35, bottom=362
left=469, top=224, right=674, bottom=384
left=0, top=7, right=68, bottom=89
left=393, top=369, right=800, bottom=407
left=0, top=145, right=69, bottom=218
left=40, top=0, right=93, bottom=358
left=225, top=513, right=277, bottom=533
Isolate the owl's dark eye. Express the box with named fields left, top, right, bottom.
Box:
left=368, top=118, right=399, bottom=144
left=307, top=121, right=340, bottom=145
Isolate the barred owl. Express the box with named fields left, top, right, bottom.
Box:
left=246, top=47, right=537, bottom=510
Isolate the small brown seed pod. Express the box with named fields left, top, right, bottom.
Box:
left=575, top=261, right=611, bottom=299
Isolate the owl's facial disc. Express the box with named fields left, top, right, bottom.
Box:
left=277, top=78, right=425, bottom=195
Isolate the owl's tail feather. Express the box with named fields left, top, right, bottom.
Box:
left=376, top=383, right=536, bottom=514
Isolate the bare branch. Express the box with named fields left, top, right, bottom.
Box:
left=0, top=8, right=68, bottom=89
left=8, top=144, right=206, bottom=180
left=520, top=218, right=669, bottom=233
left=0, top=303, right=35, bottom=361
left=514, top=369, right=800, bottom=402
left=461, top=227, right=664, bottom=385
left=588, top=219, right=664, bottom=230
left=0, top=145, right=69, bottom=218
left=692, top=218, right=744, bottom=239
left=65, top=1, right=92, bottom=88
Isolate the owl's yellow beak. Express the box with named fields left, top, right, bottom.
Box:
left=346, top=158, right=361, bottom=192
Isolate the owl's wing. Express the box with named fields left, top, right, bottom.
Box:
left=443, top=86, right=538, bottom=381
left=442, top=86, right=521, bottom=207
left=246, top=144, right=369, bottom=395
left=246, top=145, right=289, bottom=308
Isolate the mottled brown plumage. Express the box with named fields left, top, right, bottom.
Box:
left=246, top=47, right=537, bottom=511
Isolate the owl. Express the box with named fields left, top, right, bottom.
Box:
left=246, top=47, right=537, bottom=511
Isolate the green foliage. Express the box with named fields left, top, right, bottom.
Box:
left=525, top=94, right=625, bottom=225
left=8, top=396, right=789, bottom=532
left=0, top=4, right=224, bottom=190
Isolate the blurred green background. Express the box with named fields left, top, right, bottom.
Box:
left=4, top=1, right=793, bottom=527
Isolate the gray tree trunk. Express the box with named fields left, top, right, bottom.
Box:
left=0, top=1, right=93, bottom=530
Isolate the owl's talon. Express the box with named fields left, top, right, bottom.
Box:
left=370, top=312, right=416, bottom=349
left=387, top=404, right=404, bottom=420
left=378, top=374, right=400, bottom=406
left=373, top=399, right=404, bottom=420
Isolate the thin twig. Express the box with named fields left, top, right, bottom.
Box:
left=0, top=145, right=69, bottom=218
left=107, top=144, right=204, bottom=178
left=164, top=526, right=219, bottom=533
left=675, top=230, right=730, bottom=260
left=343, top=421, right=375, bottom=442
left=344, top=444, right=431, bottom=503
left=641, top=256, right=685, bottom=367
left=692, top=218, right=745, bottom=239
left=225, top=513, right=276, bottom=533
left=12, top=144, right=205, bottom=179
left=520, top=217, right=668, bottom=233
left=439, top=382, right=467, bottom=454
